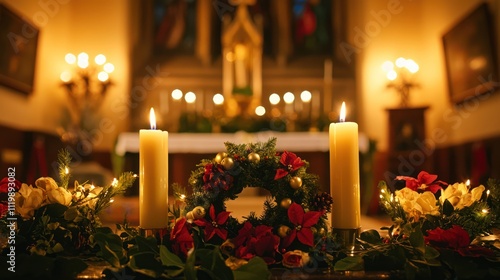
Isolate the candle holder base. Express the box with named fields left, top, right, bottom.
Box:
left=332, top=227, right=363, bottom=256
left=139, top=228, right=165, bottom=243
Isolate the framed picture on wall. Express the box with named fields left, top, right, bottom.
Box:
left=0, top=3, right=39, bottom=94
left=442, top=3, right=498, bottom=104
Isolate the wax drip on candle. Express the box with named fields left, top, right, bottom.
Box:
left=339, top=102, right=346, bottom=122
left=149, top=107, right=157, bottom=130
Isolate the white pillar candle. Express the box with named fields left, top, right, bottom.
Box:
left=139, top=108, right=169, bottom=229
left=329, top=102, right=361, bottom=229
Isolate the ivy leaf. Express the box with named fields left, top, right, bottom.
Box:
left=135, top=235, right=160, bottom=254
left=359, top=229, right=382, bottom=245
left=94, top=232, right=126, bottom=267
left=442, top=199, right=454, bottom=216
left=45, top=203, right=68, bottom=218
left=409, top=226, right=425, bottom=255
left=185, top=249, right=197, bottom=280
left=232, top=257, right=271, bottom=280
left=334, top=255, right=364, bottom=271
left=197, top=247, right=233, bottom=280
left=159, top=245, right=185, bottom=277
left=424, top=245, right=440, bottom=265
left=129, top=251, right=164, bottom=278
left=95, top=227, right=113, bottom=234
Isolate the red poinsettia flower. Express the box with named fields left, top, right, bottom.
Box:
left=281, top=203, right=322, bottom=248
left=274, top=151, right=305, bottom=180
left=233, top=223, right=280, bottom=265
left=425, top=225, right=470, bottom=249
left=425, top=225, right=497, bottom=258
left=0, top=177, right=21, bottom=193
left=194, top=205, right=230, bottom=241
left=457, top=245, right=497, bottom=258
left=395, top=171, right=447, bottom=193
left=170, top=217, right=194, bottom=258
left=203, top=164, right=234, bottom=193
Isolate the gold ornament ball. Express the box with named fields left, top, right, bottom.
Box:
left=186, top=211, right=194, bottom=220
left=221, top=157, right=235, bottom=170
left=280, top=198, right=292, bottom=209
left=215, top=152, right=228, bottom=163
left=278, top=225, right=291, bottom=238
left=192, top=206, right=206, bottom=219
left=248, top=152, right=260, bottom=163
left=289, top=177, right=303, bottom=189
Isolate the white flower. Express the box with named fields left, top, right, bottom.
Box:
left=35, top=177, right=59, bottom=192
left=395, top=188, right=439, bottom=221
left=47, top=187, right=73, bottom=206
left=15, top=184, right=45, bottom=219
left=72, top=181, right=103, bottom=208
left=440, top=183, right=485, bottom=210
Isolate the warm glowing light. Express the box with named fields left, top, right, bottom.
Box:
left=390, top=194, right=394, bottom=202
left=487, top=189, right=490, bottom=198
left=395, top=57, right=406, bottom=68
left=149, top=108, right=157, bottom=130
left=60, top=71, right=72, bottom=83
left=255, top=105, right=266, bottom=116
left=110, top=199, right=115, bottom=203
left=283, top=92, right=295, bottom=104
left=77, top=59, right=89, bottom=69
left=65, top=167, right=69, bottom=174
left=269, top=93, right=280, bottom=105
left=179, top=194, right=186, bottom=201
left=103, top=63, right=114, bottom=73
left=466, top=179, right=470, bottom=186
left=77, top=52, right=89, bottom=68
left=171, top=89, right=183, bottom=100
left=381, top=60, right=394, bottom=72
left=112, top=178, right=118, bottom=186
left=380, top=189, right=385, bottom=193
left=97, top=71, right=109, bottom=82
left=386, top=70, right=397, bottom=80
left=300, top=90, right=312, bottom=102
left=213, top=93, right=224, bottom=105
left=95, top=54, right=106, bottom=65
left=339, top=102, right=346, bottom=122
left=482, top=208, right=489, bottom=214
left=225, top=52, right=235, bottom=62
left=405, top=59, right=419, bottom=73
left=90, top=184, right=95, bottom=190
left=65, top=53, right=76, bottom=64
left=184, top=91, right=196, bottom=104
left=379, top=194, right=383, bottom=199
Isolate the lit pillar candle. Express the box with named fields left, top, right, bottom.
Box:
left=139, top=108, right=169, bottom=229
left=329, top=102, right=361, bottom=229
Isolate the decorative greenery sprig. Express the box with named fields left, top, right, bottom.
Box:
left=57, top=149, right=72, bottom=189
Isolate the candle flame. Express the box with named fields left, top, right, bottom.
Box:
left=149, top=107, right=156, bottom=130
left=339, top=102, right=346, bottom=122
left=465, top=179, right=470, bottom=186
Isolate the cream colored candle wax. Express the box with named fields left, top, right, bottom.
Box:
left=329, top=102, right=361, bottom=229
left=139, top=108, right=169, bottom=229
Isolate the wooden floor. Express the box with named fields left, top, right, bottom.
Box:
left=100, top=194, right=392, bottom=234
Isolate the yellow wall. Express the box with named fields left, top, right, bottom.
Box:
left=348, top=0, right=500, bottom=151
left=0, top=0, right=132, bottom=151
left=2, top=0, right=500, bottom=153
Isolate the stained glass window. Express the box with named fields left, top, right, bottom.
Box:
left=292, top=0, right=332, bottom=54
